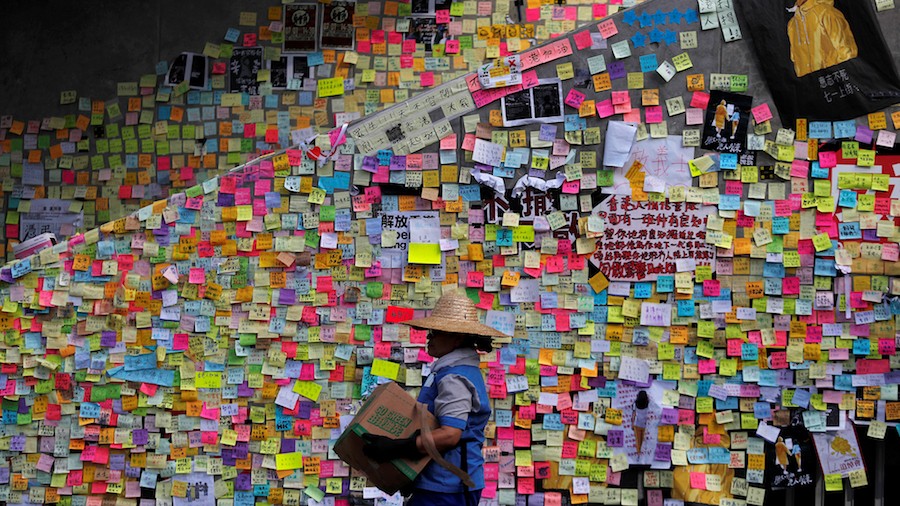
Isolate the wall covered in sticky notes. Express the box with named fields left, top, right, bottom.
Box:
left=2, top=0, right=900, bottom=505
left=0, top=0, right=653, bottom=263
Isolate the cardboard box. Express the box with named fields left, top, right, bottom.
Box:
left=334, top=381, right=438, bottom=494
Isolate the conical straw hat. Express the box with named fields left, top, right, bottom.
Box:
left=403, top=291, right=508, bottom=338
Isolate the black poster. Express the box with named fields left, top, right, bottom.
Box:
left=702, top=91, right=751, bottom=154
left=766, top=411, right=817, bottom=489
left=283, top=4, right=319, bottom=53
left=321, top=1, right=355, bottom=50
left=736, top=0, right=900, bottom=123
left=229, top=47, right=263, bottom=95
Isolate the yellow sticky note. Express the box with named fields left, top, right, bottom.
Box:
left=317, top=77, right=345, bottom=98
left=276, top=452, right=304, bottom=470
left=195, top=372, right=222, bottom=388
left=515, top=450, right=533, bottom=467
left=556, top=62, right=575, bottom=80
left=371, top=359, right=401, bottom=380
left=408, top=243, right=441, bottom=264
left=824, top=473, right=843, bottom=492
left=293, top=380, right=323, bottom=401
left=812, top=233, right=832, bottom=252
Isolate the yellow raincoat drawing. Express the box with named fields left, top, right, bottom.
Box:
left=787, top=0, right=858, bottom=77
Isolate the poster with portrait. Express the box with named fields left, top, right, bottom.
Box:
left=321, top=1, right=355, bottom=50
left=736, top=0, right=900, bottom=123
left=269, top=55, right=314, bottom=89
left=229, top=47, right=263, bottom=94
left=701, top=91, right=751, bottom=154
left=406, top=18, right=448, bottom=52
left=283, top=3, right=319, bottom=53
left=766, top=411, right=817, bottom=489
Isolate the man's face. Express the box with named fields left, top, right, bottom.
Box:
left=426, top=330, right=465, bottom=358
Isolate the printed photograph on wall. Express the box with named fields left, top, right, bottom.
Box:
left=282, top=3, right=319, bottom=53
left=501, top=79, right=564, bottom=127
left=229, top=47, right=263, bottom=94
left=321, top=1, right=355, bottom=50
left=736, top=0, right=900, bottom=122
left=406, top=18, right=448, bottom=52
left=269, top=55, right=314, bottom=89
left=164, top=52, right=209, bottom=89
left=411, top=0, right=453, bottom=15
left=701, top=91, right=751, bottom=154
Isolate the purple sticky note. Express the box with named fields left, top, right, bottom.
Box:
left=607, top=429, right=624, bottom=447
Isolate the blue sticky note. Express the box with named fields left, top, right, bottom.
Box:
left=307, top=52, right=325, bottom=66
left=80, top=402, right=102, bottom=418
left=639, top=54, right=658, bottom=72
left=753, top=402, right=771, bottom=419
left=833, top=120, right=857, bottom=139
left=852, top=338, right=871, bottom=356
left=634, top=283, right=652, bottom=298
left=459, top=185, right=481, bottom=201
left=224, top=28, right=241, bottom=42
left=718, top=153, right=738, bottom=170
left=838, top=190, right=858, bottom=207
left=814, top=258, right=837, bottom=277
left=656, top=276, right=674, bottom=293
left=762, top=262, right=785, bottom=278
left=719, top=194, right=740, bottom=211
left=809, top=121, right=832, bottom=139
left=677, top=299, right=695, bottom=317
left=810, top=161, right=829, bottom=178
left=838, top=222, right=862, bottom=240
left=772, top=217, right=789, bottom=235
left=741, top=344, right=758, bottom=361
left=792, top=389, right=811, bottom=408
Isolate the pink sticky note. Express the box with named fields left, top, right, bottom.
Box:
left=818, top=151, right=837, bottom=168
left=751, top=103, right=773, bottom=123
left=623, top=109, right=641, bottom=123
left=685, top=108, right=704, bottom=125
left=596, top=99, right=615, bottom=118
left=644, top=106, right=663, bottom=124
left=189, top=268, right=205, bottom=284
left=440, top=134, right=457, bottom=150
left=611, top=90, right=630, bottom=104
left=593, top=4, right=608, bottom=18
left=565, top=89, right=586, bottom=108
left=436, top=9, right=451, bottom=23
left=690, top=91, right=710, bottom=109
left=420, top=72, right=435, bottom=87
left=690, top=472, right=708, bottom=490
left=445, top=39, right=460, bottom=54
left=573, top=30, right=593, bottom=50
left=790, top=159, right=809, bottom=178
left=598, top=19, right=618, bottom=38
left=522, top=70, right=539, bottom=89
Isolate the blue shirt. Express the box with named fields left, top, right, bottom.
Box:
left=415, top=347, right=491, bottom=493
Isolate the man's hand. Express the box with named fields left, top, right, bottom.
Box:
left=362, top=430, right=422, bottom=462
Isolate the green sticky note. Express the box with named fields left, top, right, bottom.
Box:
left=366, top=282, right=383, bottom=299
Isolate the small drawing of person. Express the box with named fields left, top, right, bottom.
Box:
left=791, top=441, right=803, bottom=472
left=787, top=0, right=858, bottom=77
left=632, top=391, right=650, bottom=454
left=729, top=108, right=740, bottom=139
left=775, top=436, right=790, bottom=473
left=713, top=100, right=728, bottom=137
